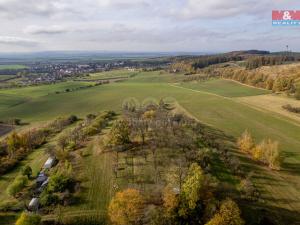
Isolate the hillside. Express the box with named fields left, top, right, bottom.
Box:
left=0, top=68, right=300, bottom=225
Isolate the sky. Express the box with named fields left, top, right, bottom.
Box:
left=0, top=0, right=300, bottom=53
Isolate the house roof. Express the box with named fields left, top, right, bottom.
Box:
left=29, top=198, right=39, bottom=207
left=43, top=157, right=55, bottom=169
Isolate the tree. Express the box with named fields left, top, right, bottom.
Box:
left=107, top=120, right=131, bottom=146
left=181, top=163, right=205, bottom=210
left=205, top=199, right=244, bottom=225
left=57, top=134, right=69, bottom=151
left=108, top=188, right=144, bottom=225
left=166, top=163, right=186, bottom=190
left=163, top=186, right=179, bottom=215
left=261, top=139, right=281, bottom=170
left=15, top=212, right=41, bottom=225
left=21, top=165, right=32, bottom=178
left=6, top=132, right=21, bottom=158
left=237, top=130, right=254, bottom=154
left=239, top=175, right=256, bottom=200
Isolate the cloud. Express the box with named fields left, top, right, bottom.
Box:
left=0, top=36, right=39, bottom=46
left=169, top=0, right=269, bottom=19
left=95, top=0, right=151, bottom=9
left=0, top=0, right=77, bottom=18
left=24, top=25, right=67, bottom=35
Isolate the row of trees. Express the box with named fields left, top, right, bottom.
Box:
left=237, top=130, right=282, bottom=170
left=0, top=116, right=78, bottom=175
left=108, top=163, right=244, bottom=225
left=203, top=65, right=298, bottom=93
left=169, top=55, right=242, bottom=74
left=245, top=56, right=298, bottom=69
left=54, top=111, right=115, bottom=162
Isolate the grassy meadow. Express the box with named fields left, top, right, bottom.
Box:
left=180, top=79, right=270, bottom=97
left=0, top=75, right=16, bottom=81
left=0, top=70, right=300, bottom=222
left=0, top=64, right=28, bottom=70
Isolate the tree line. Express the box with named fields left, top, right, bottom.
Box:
left=0, top=116, right=78, bottom=176
left=245, top=55, right=298, bottom=69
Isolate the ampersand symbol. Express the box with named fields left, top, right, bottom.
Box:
left=283, top=11, right=292, bottom=20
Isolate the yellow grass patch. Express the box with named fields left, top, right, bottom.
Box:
left=236, top=94, right=300, bottom=124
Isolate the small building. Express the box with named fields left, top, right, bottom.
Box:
left=28, top=198, right=39, bottom=211
left=43, top=156, right=56, bottom=169
left=36, top=172, right=48, bottom=186
left=38, top=178, right=49, bottom=193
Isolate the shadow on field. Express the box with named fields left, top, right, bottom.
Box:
left=200, top=123, right=300, bottom=225
left=240, top=200, right=300, bottom=225
left=281, top=152, right=300, bottom=176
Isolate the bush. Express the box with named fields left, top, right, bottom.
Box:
left=21, top=165, right=32, bottom=178
left=15, top=212, right=41, bottom=225
left=48, top=173, right=71, bottom=193
left=237, top=130, right=254, bottom=154
left=40, top=190, right=60, bottom=206
left=68, top=115, right=78, bottom=123
left=0, top=199, right=23, bottom=212
left=6, top=175, right=28, bottom=197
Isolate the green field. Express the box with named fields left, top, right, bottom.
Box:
left=0, top=75, right=16, bottom=81
left=0, top=81, right=95, bottom=110
left=0, top=70, right=300, bottom=221
left=180, top=79, right=270, bottom=97
left=0, top=65, right=28, bottom=70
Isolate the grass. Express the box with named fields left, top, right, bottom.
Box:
left=0, top=75, right=16, bottom=81
left=0, top=70, right=300, bottom=220
left=0, top=148, right=48, bottom=202
left=0, top=81, right=95, bottom=109
left=0, top=65, right=28, bottom=70
left=82, top=69, right=137, bottom=80
left=180, top=79, right=270, bottom=97
left=236, top=94, right=300, bottom=124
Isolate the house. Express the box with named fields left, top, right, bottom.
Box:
left=43, top=156, right=56, bottom=169
left=37, top=178, right=49, bottom=193
left=28, top=198, right=39, bottom=211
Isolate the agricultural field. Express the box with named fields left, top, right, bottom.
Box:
left=0, top=81, right=96, bottom=110
left=236, top=94, right=300, bottom=124
left=0, top=75, right=16, bottom=81
left=0, top=64, right=28, bottom=70
left=180, top=79, right=270, bottom=97
left=81, top=70, right=137, bottom=80
left=0, top=70, right=300, bottom=224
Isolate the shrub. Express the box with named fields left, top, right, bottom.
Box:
left=0, top=199, right=23, bottom=212
left=6, top=175, right=28, bottom=197
left=15, top=212, right=41, bottom=225
left=237, top=130, right=254, bottom=154
left=48, top=173, right=71, bottom=193
left=21, top=165, right=32, bottom=178
left=68, top=115, right=78, bottom=123
left=40, top=190, right=60, bottom=206
left=205, top=198, right=244, bottom=225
